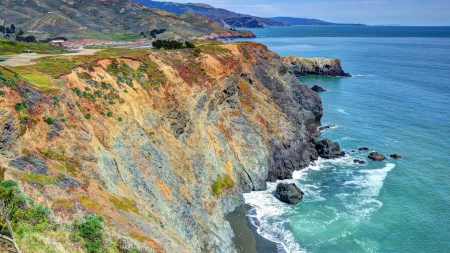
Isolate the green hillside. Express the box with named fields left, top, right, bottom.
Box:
left=0, top=0, right=253, bottom=40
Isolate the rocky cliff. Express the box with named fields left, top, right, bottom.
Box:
left=282, top=56, right=351, bottom=77
left=0, top=41, right=322, bottom=252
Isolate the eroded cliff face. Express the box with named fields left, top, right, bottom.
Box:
left=0, top=42, right=321, bottom=252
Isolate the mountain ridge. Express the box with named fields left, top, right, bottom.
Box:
left=0, top=0, right=255, bottom=40
left=271, top=16, right=367, bottom=26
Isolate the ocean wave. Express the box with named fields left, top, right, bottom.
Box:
left=244, top=157, right=395, bottom=253
left=244, top=183, right=307, bottom=253
left=336, top=108, right=350, bottom=115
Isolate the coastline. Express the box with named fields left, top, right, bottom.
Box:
left=227, top=204, right=282, bottom=253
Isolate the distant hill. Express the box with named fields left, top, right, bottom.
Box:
left=132, top=0, right=287, bottom=28
left=0, top=0, right=254, bottom=40
left=271, top=17, right=367, bottom=26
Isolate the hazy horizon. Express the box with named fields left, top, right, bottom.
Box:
left=151, top=0, right=450, bottom=26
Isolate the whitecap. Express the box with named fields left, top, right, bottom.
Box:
left=244, top=183, right=307, bottom=253
left=336, top=108, right=350, bottom=115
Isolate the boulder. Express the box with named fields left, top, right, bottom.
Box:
left=274, top=183, right=304, bottom=205
left=368, top=152, right=386, bottom=161
left=353, top=159, right=366, bottom=164
left=358, top=147, right=370, bottom=151
left=311, top=85, right=326, bottom=92
left=315, top=138, right=345, bottom=159
left=318, top=125, right=335, bottom=131
left=390, top=154, right=402, bottom=159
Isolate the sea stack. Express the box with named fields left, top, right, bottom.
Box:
left=274, top=183, right=304, bottom=205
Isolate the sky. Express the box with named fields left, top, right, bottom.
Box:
left=155, top=0, right=450, bottom=25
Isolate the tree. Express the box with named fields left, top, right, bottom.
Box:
left=10, top=24, right=15, bottom=33
left=5, top=27, right=11, bottom=34
left=185, top=41, right=195, bottom=48
left=0, top=200, right=22, bottom=253
left=0, top=26, right=5, bottom=34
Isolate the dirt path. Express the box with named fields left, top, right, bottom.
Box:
left=0, top=49, right=100, bottom=66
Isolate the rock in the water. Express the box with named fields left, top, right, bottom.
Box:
left=358, top=147, right=370, bottom=151
left=311, top=85, right=326, bottom=92
left=390, top=154, right=402, bottom=159
left=315, top=138, right=345, bottom=159
left=281, top=56, right=351, bottom=77
left=318, top=125, right=335, bottom=131
left=368, top=152, right=386, bottom=161
left=353, top=159, right=366, bottom=164
left=274, top=183, right=304, bottom=205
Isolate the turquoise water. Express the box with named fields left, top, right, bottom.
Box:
left=240, top=26, right=450, bottom=252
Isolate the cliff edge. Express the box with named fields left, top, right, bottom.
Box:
left=0, top=42, right=321, bottom=252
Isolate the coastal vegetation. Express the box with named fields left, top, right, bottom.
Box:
left=151, top=39, right=196, bottom=50
left=0, top=39, right=64, bottom=55
left=211, top=174, right=235, bottom=198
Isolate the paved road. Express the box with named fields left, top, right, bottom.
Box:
left=0, top=49, right=100, bottom=67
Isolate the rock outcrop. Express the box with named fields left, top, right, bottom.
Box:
left=0, top=41, right=323, bottom=252
left=315, top=138, right=345, bottom=159
left=0, top=109, right=19, bottom=157
left=311, top=85, right=326, bottom=92
left=274, top=183, right=304, bottom=204
left=390, top=154, right=402, bottom=159
left=368, top=152, right=387, bottom=161
left=281, top=56, right=351, bottom=77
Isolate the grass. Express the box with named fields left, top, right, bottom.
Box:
left=111, top=33, right=141, bottom=40
left=9, top=65, right=54, bottom=87
left=19, top=173, right=56, bottom=187
left=109, top=196, right=139, bottom=213
left=211, top=174, right=234, bottom=198
left=0, top=39, right=65, bottom=55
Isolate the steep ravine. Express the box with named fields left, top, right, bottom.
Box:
left=0, top=42, right=323, bottom=252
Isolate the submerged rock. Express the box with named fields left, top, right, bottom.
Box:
left=315, top=138, right=345, bottom=159
left=311, top=85, right=326, bottom=92
left=390, top=154, right=402, bottom=159
left=353, top=159, right=366, bottom=164
left=274, top=183, right=304, bottom=205
left=318, top=125, right=335, bottom=131
left=358, top=147, right=370, bottom=151
left=368, top=152, right=386, bottom=161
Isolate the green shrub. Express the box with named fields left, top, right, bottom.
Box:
left=185, top=41, right=196, bottom=48
left=0, top=90, right=4, bottom=96
left=107, top=111, right=113, bottom=117
left=77, top=215, right=105, bottom=253
left=14, top=102, right=27, bottom=112
left=211, top=174, right=234, bottom=198
left=45, top=117, right=54, bottom=124
left=118, top=117, right=123, bottom=122
left=0, top=180, right=18, bottom=188
left=84, top=113, right=91, bottom=119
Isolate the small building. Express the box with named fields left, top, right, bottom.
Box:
left=49, top=39, right=65, bottom=46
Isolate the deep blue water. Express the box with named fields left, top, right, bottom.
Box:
left=240, top=26, right=450, bottom=253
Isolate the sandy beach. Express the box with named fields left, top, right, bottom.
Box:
left=227, top=204, right=280, bottom=253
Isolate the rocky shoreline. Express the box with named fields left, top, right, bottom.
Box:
left=281, top=56, right=351, bottom=77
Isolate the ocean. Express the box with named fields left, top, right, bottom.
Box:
left=238, top=26, right=450, bottom=253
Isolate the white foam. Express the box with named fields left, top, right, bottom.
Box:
left=351, top=74, right=364, bottom=77
left=244, top=158, right=395, bottom=252
left=244, top=183, right=307, bottom=253
left=337, top=108, right=350, bottom=115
